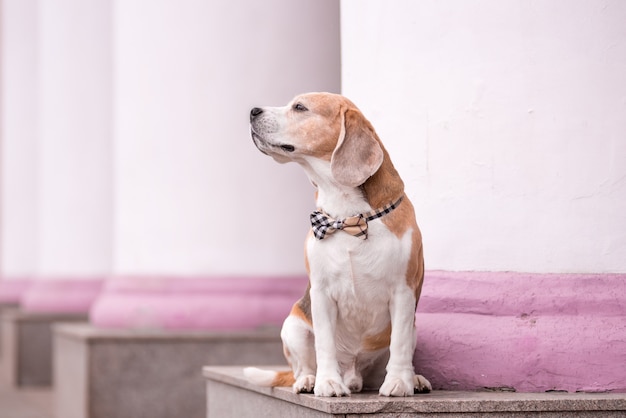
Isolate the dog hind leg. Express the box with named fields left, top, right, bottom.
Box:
left=413, top=373, right=432, bottom=393
left=281, top=315, right=317, bottom=393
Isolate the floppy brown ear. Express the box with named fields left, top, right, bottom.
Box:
left=331, top=109, right=384, bottom=187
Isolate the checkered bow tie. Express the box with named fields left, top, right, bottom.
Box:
left=310, top=196, right=404, bottom=240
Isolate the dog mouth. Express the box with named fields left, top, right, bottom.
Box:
left=251, top=131, right=295, bottom=154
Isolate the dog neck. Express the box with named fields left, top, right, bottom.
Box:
left=300, top=143, right=404, bottom=220
left=300, top=158, right=371, bottom=219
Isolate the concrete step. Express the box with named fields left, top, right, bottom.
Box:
left=54, top=323, right=286, bottom=418
left=203, top=366, right=626, bottom=417
left=0, top=308, right=88, bottom=386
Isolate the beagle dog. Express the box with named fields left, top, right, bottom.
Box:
left=244, top=93, right=431, bottom=397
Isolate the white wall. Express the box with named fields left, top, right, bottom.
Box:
left=112, top=0, right=340, bottom=276
left=342, top=0, right=626, bottom=273
left=0, top=0, right=39, bottom=278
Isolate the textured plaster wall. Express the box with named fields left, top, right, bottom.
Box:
left=341, top=0, right=626, bottom=273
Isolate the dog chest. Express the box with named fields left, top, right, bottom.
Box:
left=307, top=222, right=414, bottom=309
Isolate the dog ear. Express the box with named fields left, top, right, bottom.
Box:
left=331, top=109, right=384, bottom=187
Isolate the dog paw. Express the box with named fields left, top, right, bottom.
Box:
left=414, top=374, right=432, bottom=393
left=314, top=376, right=351, bottom=397
left=293, top=374, right=316, bottom=393
left=379, top=374, right=414, bottom=397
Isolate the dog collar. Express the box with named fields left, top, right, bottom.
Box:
left=310, top=196, right=404, bottom=240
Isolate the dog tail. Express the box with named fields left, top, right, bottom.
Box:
left=243, top=367, right=295, bottom=387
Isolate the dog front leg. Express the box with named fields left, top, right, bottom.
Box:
left=310, top=288, right=350, bottom=397
left=379, top=288, right=431, bottom=396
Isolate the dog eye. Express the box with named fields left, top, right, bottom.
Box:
left=293, top=103, right=308, bottom=112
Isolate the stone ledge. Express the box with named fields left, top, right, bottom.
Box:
left=54, top=323, right=287, bottom=418
left=203, top=366, right=626, bottom=417
left=55, top=321, right=284, bottom=342
left=0, top=309, right=88, bottom=386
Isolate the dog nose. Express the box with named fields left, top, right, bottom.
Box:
left=250, top=107, right=263, bottom=121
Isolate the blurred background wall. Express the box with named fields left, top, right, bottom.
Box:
left=1, top=0, right=625, bottom=313
left=0, top=0, right=340, bottom=318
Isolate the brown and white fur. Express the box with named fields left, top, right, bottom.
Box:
left=245, top=92, right=431, bottom=397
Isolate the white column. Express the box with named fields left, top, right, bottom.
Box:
left=90, top=0, right=340, bottom=329
left=113, top=0, right=340, bottom=276
left=0, top=0, right=39, bottom=303
left=37, top=0, right=113, bottom=278
left=21, top=0, right=112, bottom=311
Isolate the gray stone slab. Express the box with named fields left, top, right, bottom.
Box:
left=208, top=379, right=331, bottom=418
left=0, top=309, right=87, bottom=387
left=54, top=323, right=287, bottom=418
left=203, top=366, right=626, bottom=417
left=0, top=302, right=19, bottom=358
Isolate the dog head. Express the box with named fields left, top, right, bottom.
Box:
left=250, top=92, right=384, bottom=188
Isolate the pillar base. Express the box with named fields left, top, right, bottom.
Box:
left=21, top=279, right=103, bottom=313
left=414, top=271, right=626, bottom=393
left=54, top=323, right=287, bottom=418
left=0, top=279, right=31, bottom=305
left=90, top=275, right=308, bottom=330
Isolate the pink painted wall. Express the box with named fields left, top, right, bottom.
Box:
left=20, top=279, right=103, bottom=313
left=414, top=271, right=626, bottom=392
left=90, top=276, right=308, bottom=330
left=0, top=279, right=31, bottom=305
